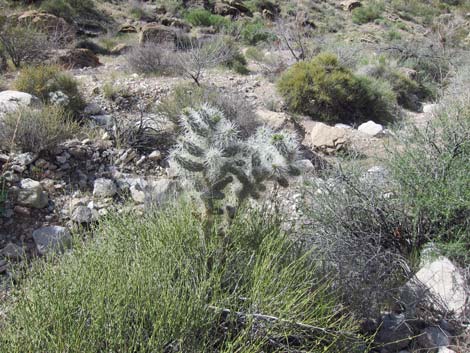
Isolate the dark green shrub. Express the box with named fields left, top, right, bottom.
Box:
left=220, top=39, right=249, bottom=74
left=14, top=65, right=85, bottom=115
left=0, top=203, right=362, bottom=352
left=352, top=1, right=384, bottom=24
left=183, top=8, right=229, bottom=29
left=0, top=105, right=80, bottom=153
left=277, top=52, right=395, bottom=124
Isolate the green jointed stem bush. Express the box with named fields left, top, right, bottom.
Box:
left=277, top=52, right=394, bottom=124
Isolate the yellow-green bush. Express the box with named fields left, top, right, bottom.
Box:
left=14, top=65, right=84, bottom=115
left=277, top=53, right=395, bottom=124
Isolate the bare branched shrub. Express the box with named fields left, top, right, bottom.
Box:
left=272, top=17, right=316, bottom=62
left=126, top=43, right=175, bottom=74
left=175, top=36, right=237, bottom=86
left=0, top=24, right=50, bottom=68
left=0, top=106, right=80, bottom=153
left=300, top=167, right=414, bottom=318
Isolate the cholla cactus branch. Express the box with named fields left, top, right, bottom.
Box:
left=171, top=104, right=302, bottom=229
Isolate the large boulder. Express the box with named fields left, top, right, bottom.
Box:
left=139, top=23, right=178, bottom=46
left=49, top=48, right=101, bottom=69
left=0, top=91, right=41, bottom=116
left=15, top=10, right=75, bottom=43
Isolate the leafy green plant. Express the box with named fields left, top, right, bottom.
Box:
left=238, top=19, right=273, bottom=45
left=0, top=105, right=80, bottom=153
left=14, top=65, right=85, bottom=115
left=352, top=1, right=384, bottom=24
left=0, top=202, right=363, bottom=352
left=277, top=52, right=395, bottom=124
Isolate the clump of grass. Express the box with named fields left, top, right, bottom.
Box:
left=14, top=65, right=85, bottom=116
left=0, top=203, right=363, bottom=352
left=0, top=105, right=80, bottom=153
left=183, top=8, right=230, bottom=30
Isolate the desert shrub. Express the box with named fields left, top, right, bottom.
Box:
left=0, top=24, right=49, bottom=68
left=155, top=84, right=260, bottom=138
left=14, top=65, right=85, bottom=115
left=391, top=0, right=441, bottom=24
left=0, top=203, right=363, bottom=352
left=245, top=46, right=265, bottom=61
left=300, top=167, right=414, bottom=318
left=40, top=0, right=98, bottom=22
left=126, top=43, right=174, bottom=75
left=351, top=0, right=384, bottom=24
left=219, top=38, right=249, bottom=74
left=387, top=93, right=470, bottom=264
left=237, top=19, right=273, bottom=45
left=183, top=8, right=229, bottom=30
left=129, top=0, right=151, bottom=20
left=277, top=52, right=395, bottom=124
left=0, top=105, right=80, bottom=153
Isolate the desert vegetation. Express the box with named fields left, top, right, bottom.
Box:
left=0, top=0, right=469, bottom=352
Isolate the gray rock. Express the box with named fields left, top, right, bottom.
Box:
left=13, top=152, right=37, bottom=166
left=93, top=178, right=117, bottom=198
left=148, top=150, right=162, bottom=161
left=32, top=226, right=72, bottom=255
left=84, top=102, right=101, bottom=115
left=296, top=159, right=315, bottom=174
left=17, top=179, right=48, bottom=209
left=90, top=114, right=114, bottom=128
left=0, top=90, right=41, bottom=115
left=358, top=120, right=385, bottom=137
left=374, top=313, right=413, bottom=352
left=71, top=206, right=93, bottom=223
left=1, top=242, right=26, bottom=260
left=417, top=326, right=450, bottom=351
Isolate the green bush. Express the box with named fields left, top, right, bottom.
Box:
left=238, top=19, right=273, bottom=45
left=14, top=65, right=85, bottom=115
left=0, top=105, right=80, bottom=153
left=277, top=52, right=395, bottom=124
left=387, top=94, right=470, bottom=264
left=220, top=38, right=249, bottom=75
left=0, top=203, right=362, bottom=352
left=352, top=1, right=384, bottom=24
left=183, top=8, right=229, bottom=29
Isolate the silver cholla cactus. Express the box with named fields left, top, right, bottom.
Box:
left=170, top=104, right=302, bottom=214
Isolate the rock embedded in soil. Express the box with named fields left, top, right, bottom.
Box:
left=32, top=226, right=72, bottom=256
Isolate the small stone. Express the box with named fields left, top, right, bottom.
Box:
left=148, top=150, right=162, bottom=161
left=1, top=242, right=26, bottom=260
left=13, top=205, right=31, bottom=216
left=93, top=178, right=117, bottom=198
left=17, top=179, right=48, bottom=209
left=32, top=226, right=72, bottom=255
left=13, top=152, right=37, bottom=166
left=358, top=121, right=385, bottom=137
left=71, top=206, right=93, bottom=223
left=56, top=155, right=68, bottom=164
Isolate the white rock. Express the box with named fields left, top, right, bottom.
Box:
left=148, top=150, right=162, bottom=161
left=358, top=120, right=385, bottom=137
left=32, top=226, right=72, bottom=255
left=334, top=123, right=353, bottom=129
left=17, top=179, right=48, bottom=209
left=415, top=257, right=467, bottom=317
left=0, top=90, right=41, bottom=115
left=423, top=103, right=439, bottom=114
left=438, top=348, right=456, bottom=353
left=93, top=178, right=117, bottom=198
